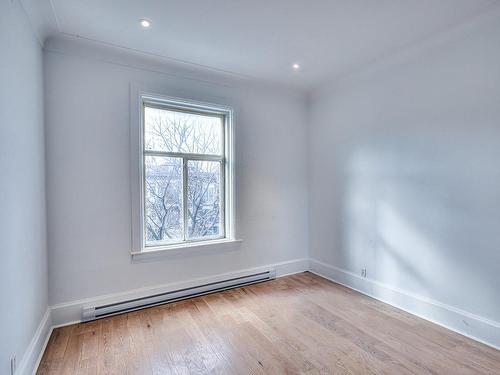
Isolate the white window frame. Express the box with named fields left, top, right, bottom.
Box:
left=130, top=89, right=236, bottom=256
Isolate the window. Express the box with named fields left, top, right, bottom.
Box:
left=135, top=95, right=234, bottom=252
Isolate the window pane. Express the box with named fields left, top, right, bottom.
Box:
left=144, top=106, right=223, bottom=155
left=144, top=156, right=183, bottom=245
left=187, top=160, right=222, bottom=239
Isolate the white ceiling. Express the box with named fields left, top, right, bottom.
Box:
left=23, top=0, right=499, bottom=89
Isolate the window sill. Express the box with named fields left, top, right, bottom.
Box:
left=131, top=238, right=243, bottom=262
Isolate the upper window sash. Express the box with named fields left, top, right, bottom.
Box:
left=143, top=103, right=225, bottom=157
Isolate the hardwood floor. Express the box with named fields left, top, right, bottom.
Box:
left=37, top=272, right=500, bottom=374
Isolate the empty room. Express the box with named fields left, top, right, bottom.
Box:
left=1, top=0, right=500, bottom=374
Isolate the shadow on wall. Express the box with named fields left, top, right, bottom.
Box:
left=338, top=131, right=500, bottom=321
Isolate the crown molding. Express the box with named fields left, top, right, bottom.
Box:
left=18, top=0, right=59, bottom=45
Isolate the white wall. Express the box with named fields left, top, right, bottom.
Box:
left=308, top=9, right=500, bottom=344
left=0, top=1, right=48, bottom=373
left=44, top=37, right=309, bottom=306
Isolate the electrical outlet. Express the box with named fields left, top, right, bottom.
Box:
left=10, top=356, right=16, bottom=375
left=361, top=268, right=367, bottom=278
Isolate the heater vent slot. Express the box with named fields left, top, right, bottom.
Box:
left=83, top=269, right=275, bottom=321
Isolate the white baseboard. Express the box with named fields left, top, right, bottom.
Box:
left=275, top=258, right=309, bottom=277
left=50, top=258, right=308, bottom=327
left=309, top=258, right=500, bottom=350
left=16, top=308, right=52, bottom=375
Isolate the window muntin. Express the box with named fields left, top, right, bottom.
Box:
left=142, top=101, right=226, bottom=248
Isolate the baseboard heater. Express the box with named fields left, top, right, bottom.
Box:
left=82, top=269, right=276, bottom=321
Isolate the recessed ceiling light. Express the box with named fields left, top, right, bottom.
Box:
left=292, top=63, right=301, bottom=70
left=140, top=19, right=151, bottom=28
